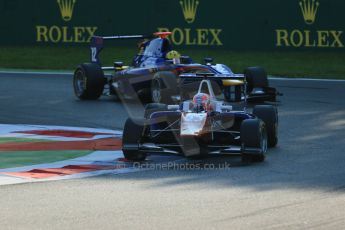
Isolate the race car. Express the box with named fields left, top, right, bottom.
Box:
left=73, top=32, right=281, bottom=103
left=121, top=73, right=279, bottom=162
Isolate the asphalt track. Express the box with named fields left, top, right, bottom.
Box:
left=0, top=72, right=345, bottom=230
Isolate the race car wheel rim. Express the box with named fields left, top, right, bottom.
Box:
left=74, top=70, right=86, bottom=96
left=151, top=79, right=161, bottom=103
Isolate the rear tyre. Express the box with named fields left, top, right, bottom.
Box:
left=144, top=103, right=168, bottom=119
left=122, top=118, right=147, bottom=161
left=253, top=105, right=278, bottom=147
left=244, top=67, right=268, bottom=93
left=241, top=119, right=267, bottom=162
left=73, top=63, right=105, bottom=100
left=151, top=71, right=177, bottom=104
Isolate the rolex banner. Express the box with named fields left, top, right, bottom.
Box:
left=0, top=0, right=344, bottom=50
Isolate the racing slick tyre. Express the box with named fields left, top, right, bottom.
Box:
left=73, top=63, right=105, bottom=100
left=253, top=105, right=278, bottom=147
left=241, top=119, right=267, bottom=163
left=244, top=67, right=269, bottom=93
left=151, top=71, right=178, bottom=104
left=122, top=118, right=147, bottom=161
left=144, top=103, right=168, bottom=119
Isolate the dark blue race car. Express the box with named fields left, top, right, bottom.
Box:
left=73, top=32, right=281, bottom=104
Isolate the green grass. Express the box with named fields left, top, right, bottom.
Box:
left=0, top=46, right=345, bottom=79
left=0, top=150, right=92, bottom=169
left=0, top=137, right=51, bottom=144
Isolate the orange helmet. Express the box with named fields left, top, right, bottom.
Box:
left=192, top=93, right=210, bottom=112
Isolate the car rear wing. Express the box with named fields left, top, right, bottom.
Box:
left=90, top=34, right=152, bottom=66
left=90, top=32, right=172, bottom=67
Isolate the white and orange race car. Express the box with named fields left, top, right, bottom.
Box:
left=122, top=73, right=279, bottom=163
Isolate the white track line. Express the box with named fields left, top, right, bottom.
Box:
left=269, top=77, right=345, bottom=82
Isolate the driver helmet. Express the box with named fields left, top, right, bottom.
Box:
left=192, top=93, right=210, bottom=112
left=166, top=50, right=181, bottom=64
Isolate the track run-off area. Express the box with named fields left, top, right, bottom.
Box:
left=0, top=72, right=344, bottom=230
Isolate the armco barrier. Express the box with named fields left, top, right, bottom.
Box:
left=0, top=0, right=344, bottom=50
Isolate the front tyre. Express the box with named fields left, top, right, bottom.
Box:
left=241, top=119, right=267, bottom=162
left=73, top=63, right=105, bottom=100
left=253, top=105, right=278, bottom=147
left=122, top=118, right=147, bottom=162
